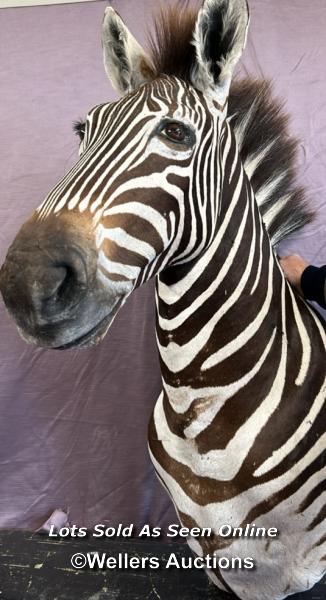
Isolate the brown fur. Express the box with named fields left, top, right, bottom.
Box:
left=149, top=2, right=198, bottom=82
left=228, top=78, right=314, bottom=245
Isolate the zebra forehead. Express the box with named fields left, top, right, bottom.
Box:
left=84, top=76, right=216, bottom=138
left=112, top=76, right=208, bottom=108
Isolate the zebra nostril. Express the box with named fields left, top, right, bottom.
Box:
left=39, top=248, right=92, bottom=322
left=54, top=265, right=75, bottom=302
left=40, top=263, right=85, bottom=318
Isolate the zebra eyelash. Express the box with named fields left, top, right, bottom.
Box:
left=73, top=119, right=86, bottom=142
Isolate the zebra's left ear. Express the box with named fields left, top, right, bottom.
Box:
left=102, top=7, right=155, bottom=96
left=191, top=0, right=249, bottom=105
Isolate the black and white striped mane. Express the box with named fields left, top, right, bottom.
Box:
left=149, top=3, right=313, bottom=247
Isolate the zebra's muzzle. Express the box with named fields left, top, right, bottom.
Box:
left=0, top=212, right=123, bottom=349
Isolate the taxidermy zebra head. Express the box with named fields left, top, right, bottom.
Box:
left=0, top=0, right=310, bottom=348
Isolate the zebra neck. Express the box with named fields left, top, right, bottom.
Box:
left=155, top=155, right=287, bottom=428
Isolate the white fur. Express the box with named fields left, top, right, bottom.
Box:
left=191, top=0, right=249, bottom=104
left=102, top=7, right=153, bottom=95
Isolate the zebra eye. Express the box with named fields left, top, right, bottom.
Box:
left=157, top=120, right=195, bottom=148
left=73, top=119, right=86, bottom=142
left=163, top=122, right=186, bottom=143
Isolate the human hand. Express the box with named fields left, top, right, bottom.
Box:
left=278, top=254, right=309, bottom=295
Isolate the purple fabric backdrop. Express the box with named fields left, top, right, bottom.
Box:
left=0, top=0, right=325, bottom=531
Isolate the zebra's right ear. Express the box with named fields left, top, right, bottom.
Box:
left=102, top=7, right=155, bottom=96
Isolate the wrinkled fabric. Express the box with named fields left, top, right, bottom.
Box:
left=0, top=0, right=325, bottom=532
left=36, top=508, right=69, bottom=533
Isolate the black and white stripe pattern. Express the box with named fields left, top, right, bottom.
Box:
left=149, top=110, right=325, bottom=600
left=36, top=71, right=325, bottom=598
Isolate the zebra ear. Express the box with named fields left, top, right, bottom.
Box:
left=191, top=0, right=249, bottom=105
left=102, top=7, right=155, bottom=96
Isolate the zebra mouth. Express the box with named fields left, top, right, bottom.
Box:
left=54, top=296, right=124, bottom=350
